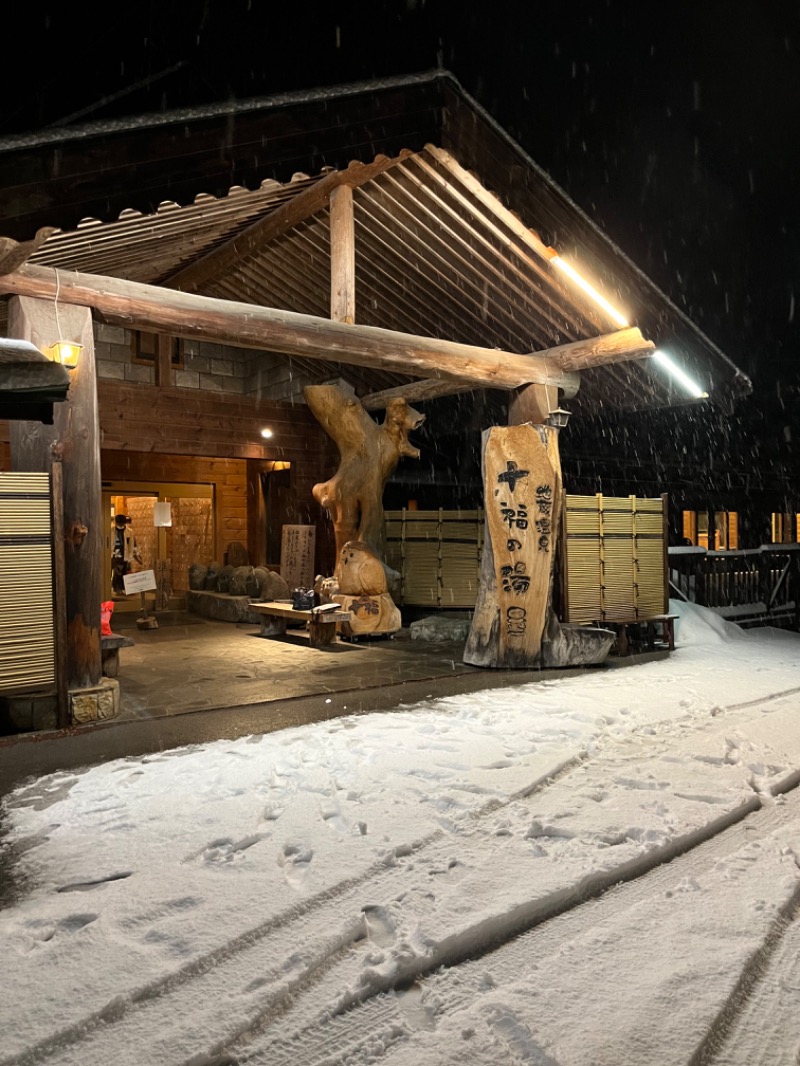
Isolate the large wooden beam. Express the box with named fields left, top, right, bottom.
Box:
left=0, top=264, right=653, bottom=392
left=362, top=366, right=582, bottom=411
left=164, top=154, right=409, bottom=294
left=361, top=378, right=483, bottom=411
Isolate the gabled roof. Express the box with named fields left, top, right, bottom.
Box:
left=0, top=71, right=751, bottom=413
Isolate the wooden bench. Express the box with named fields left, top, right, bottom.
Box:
left=589, top=614, right=678, bottom=656
left=249, top=601, right=352, bottom=647
left=101, top=633, right=135, bottom=677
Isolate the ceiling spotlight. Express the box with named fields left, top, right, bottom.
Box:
left=260, top=428, right=273, bottom=439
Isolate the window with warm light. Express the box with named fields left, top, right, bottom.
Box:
left=682, top=510, right=738, bottom=549
left=771, top=512, right=794, bottom=544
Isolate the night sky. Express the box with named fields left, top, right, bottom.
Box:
left=6, top=1, right=800, bottom=515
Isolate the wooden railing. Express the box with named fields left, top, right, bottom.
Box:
left=668, top=545, right=800, bottom=628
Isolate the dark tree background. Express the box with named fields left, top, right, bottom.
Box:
left=6, top=1, right=800, bottom=538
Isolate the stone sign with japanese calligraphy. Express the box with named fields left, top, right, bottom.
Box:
left=464, top=424, right=558, bottom=668
left=280, top=525, right=316, bottom=590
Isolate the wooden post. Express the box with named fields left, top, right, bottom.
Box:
left=330, top=184, right=355, bottom=324
left=508, top=383, right=551, bottom=427
left=8, top=297, right=102, bottom=690
left=50, top=459, right=70, bottom=728
left=464, top=424, right=560, bottom=667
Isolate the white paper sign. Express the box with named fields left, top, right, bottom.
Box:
left=123, top=569, right=157, bottom=594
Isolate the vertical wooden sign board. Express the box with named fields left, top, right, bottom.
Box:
left=464, top=424, right=556, bottom=668
left=280, top=525, right=316, bottom=589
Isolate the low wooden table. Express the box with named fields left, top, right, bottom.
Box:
left=249, top=601, right=352, bottom=646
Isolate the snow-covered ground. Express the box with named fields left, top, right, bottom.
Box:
left=2, top=601, right=800, bottom=1066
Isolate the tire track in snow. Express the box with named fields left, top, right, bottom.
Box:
left=689, top=884, right=800, bottom=1066
left=3, top=755, right=590, bottom=1066
left=234, top=693, right=800, bottom=1065
left=252, top=787, right=800, bottom=1066
left=9, top=689, right=798, bottom=1066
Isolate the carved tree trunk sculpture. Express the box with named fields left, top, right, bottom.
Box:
left=305, top=383, right=425, bottom=581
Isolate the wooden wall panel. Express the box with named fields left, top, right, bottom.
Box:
left=1, top=379, right=336, bottom=571
left=96, top=382, right=332, bottom=570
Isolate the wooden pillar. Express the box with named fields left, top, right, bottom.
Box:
left=8, top=297, right=102, bottom=690
left=509, top=379, right=566, bottom=619
left=330, top=184, right=356, bottom=324
left=464, top=424, right=559, bottom=667
left=508, top=382, right=550, bottom=427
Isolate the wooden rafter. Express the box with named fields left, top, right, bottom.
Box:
left=0, top=264, right=653, bottom=393
left=163, top=153, right=411, bottom=294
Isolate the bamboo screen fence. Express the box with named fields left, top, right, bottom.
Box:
left=385, top=509, right=484, bottom=608
left=563, top=494, right=668, bottom=622
left=385, top=496, right=667, bottom=621
left=0, top=472, right=56, bottom=693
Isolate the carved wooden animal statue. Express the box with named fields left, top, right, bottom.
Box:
left=305, top=382, right=424, bottom=583
left=337, top=541, right=387, bottom=596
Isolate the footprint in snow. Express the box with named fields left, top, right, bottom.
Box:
left=278, top=842, right=313, bottom=886
left=319, top=798, right=349, bottom=834
left=362, top=904, right=396, bottom=947
left=201, top=833, right=267, bottom=864
left=29, top=912, right=98, bottom=943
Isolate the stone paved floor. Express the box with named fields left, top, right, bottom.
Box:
left=112, top=614, right=477, bottom=720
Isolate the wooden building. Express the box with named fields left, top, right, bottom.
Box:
left=0, top=71, right=752, bottom=703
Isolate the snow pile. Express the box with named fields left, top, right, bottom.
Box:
left=1, top=603, right=800, bottom=1065
left=670, top=597, right=749, bottom=645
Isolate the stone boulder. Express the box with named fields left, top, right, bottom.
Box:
left=410, top=615, right=472, bottom=642
left=186, top=590, right=264, bottom=625
left=205, top=562, right=220, bottom=591
left=230, top=565, right=260, bottom=597
left=188, top=563, right=208, bottom=591
left=258, top=569, right=291, bottom=602
left=216, top=564, right=235, bottom=593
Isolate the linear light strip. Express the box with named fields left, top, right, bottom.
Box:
left=652, top=350, right=708, bottom=399
left=548, top=253, right=709, bottom=400
left=549, top=255, right=630, bottom=328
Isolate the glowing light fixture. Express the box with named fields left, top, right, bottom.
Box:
left=652, top=350, right=708, bottom=400
left=43, top=340, right=82, bottom=369
left=43, top=269, right=83, bottom=369
left=549, top=255, right=630, bottom=328
left=260, top=427, right=273, bottom=439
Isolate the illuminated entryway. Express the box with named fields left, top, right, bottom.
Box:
left=102, top=482, right=214, bottom=611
